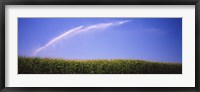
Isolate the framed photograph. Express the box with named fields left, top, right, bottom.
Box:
left=0, top=0, right=200, bottom=91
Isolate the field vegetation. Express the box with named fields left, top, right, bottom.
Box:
left=18, top=56, right=182, bottom=74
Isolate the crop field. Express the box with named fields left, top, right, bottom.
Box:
left=18, top=56, right=182, bottom=74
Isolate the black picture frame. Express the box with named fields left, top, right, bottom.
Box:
left=0, top=0, right=199, bottom=92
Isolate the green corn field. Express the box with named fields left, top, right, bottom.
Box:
left=18, top=56, right=182, bottom=74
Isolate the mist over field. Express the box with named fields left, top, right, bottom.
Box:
left=18, top=18, right=182, bottom=74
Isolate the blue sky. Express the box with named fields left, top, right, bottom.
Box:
left=18, top=18, right=182, bottom=63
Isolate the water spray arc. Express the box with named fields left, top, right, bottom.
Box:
left=33, top=20, right=131, bottom=55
